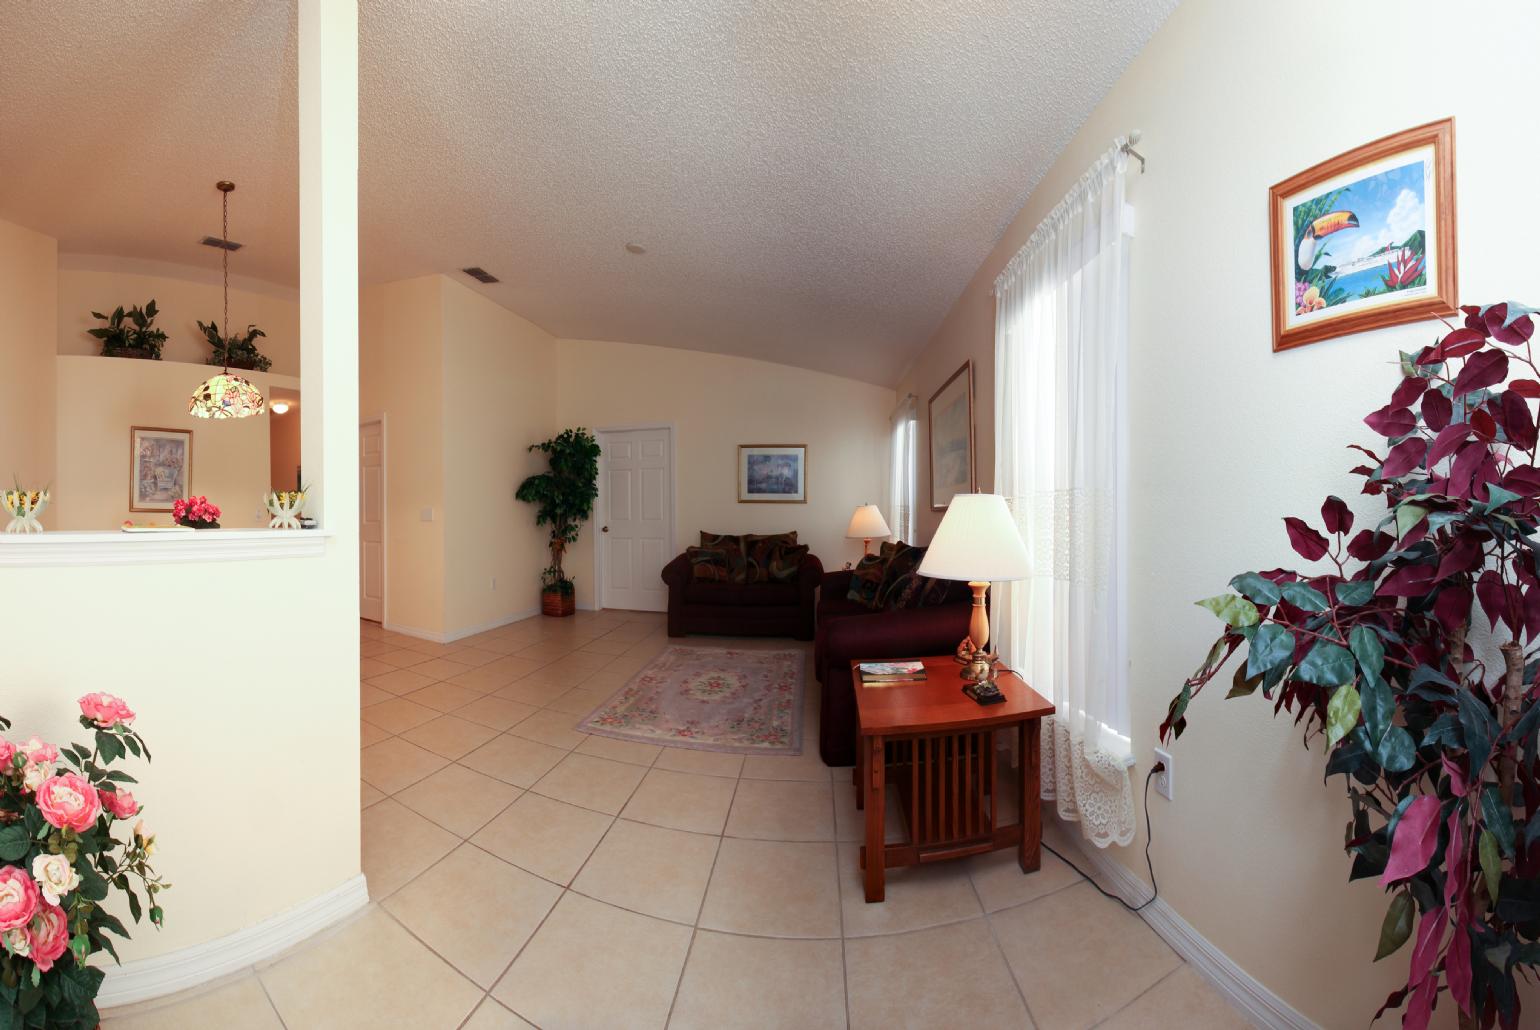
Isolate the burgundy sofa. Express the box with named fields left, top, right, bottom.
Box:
left=813, top=569, right=972, bottom=766
left=661, top=552, right=824, bottom=640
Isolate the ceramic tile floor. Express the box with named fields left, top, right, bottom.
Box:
left=103, top=611, right=1253, bottom=1029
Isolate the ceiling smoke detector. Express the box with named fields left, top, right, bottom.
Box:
left=624, top=242, right=646, bottom=255
left=200, top=235, right=243, bottom=251
left=462, top=266, right=500, bottom=284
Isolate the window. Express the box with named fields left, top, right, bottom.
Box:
left=889, top=396, right=917, bottom=543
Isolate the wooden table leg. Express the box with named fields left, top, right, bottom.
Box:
left=1019, top=718, right=1041, bottom=874
left=864, top=734, right=885, bottom=902
left=854, top=735, right=865, bottom=811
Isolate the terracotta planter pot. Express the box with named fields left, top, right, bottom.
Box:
left=542, top=588, right=575, bottom=618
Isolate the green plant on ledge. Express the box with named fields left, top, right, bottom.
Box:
left=88, top=301, right=166, bottom=360
left=196, top=320, right=272, bottom=372
left=1163, top=302, right=1540, bottom=1030
left=516, top=428, right=600, bottom=609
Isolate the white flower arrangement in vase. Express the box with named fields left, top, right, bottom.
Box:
left=4, top=486, right=49, bottom=534
left=264, top=489, right=307, bottom=530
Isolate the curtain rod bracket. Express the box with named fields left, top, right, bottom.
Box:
left=1121, top=130, right=1146, bottom=174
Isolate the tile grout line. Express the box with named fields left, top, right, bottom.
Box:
left=1086, top=964, right=1183, bottom=1029
left=831, top=763, right=853, bottom=1030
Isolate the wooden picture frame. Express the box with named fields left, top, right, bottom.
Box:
left=928, top=360, right=976, bottom=510
left=738, top=444, right=807, bottom=503
left=1270, top=118, right=1458, bottom=352
left=129, top=426, right=192, bottom=513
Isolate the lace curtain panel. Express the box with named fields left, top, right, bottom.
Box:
left=992, top=139, right=1135, bottom=848
left=889, top=395, right=918, bottom=543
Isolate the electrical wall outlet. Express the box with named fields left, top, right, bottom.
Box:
left=1152, top=747, right=1173, bottom=801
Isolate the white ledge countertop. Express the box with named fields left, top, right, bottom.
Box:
left=0, top=528, right=335, bottom=567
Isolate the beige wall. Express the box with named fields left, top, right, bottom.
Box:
left=442, top=277, right=558, bottom=633
left=896, top=0, right=1540, bottom=1024
left=52, top=355, right=297, bottom=529
left=557, top=338, right=895, bottom=610
left=58, top=256, right=299, bottom=375
left=269, top=390, right=302, bottom=491
left=360, top=275, right=446, bottom=636
left=0, top=217, right=58, bottom=487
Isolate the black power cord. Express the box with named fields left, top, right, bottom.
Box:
left=1039, top=762, right=1161, bottom=913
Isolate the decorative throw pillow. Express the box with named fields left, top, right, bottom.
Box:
left=741, top=532, right=799, bottom=583
left=686, top=546, right=734, bottom=582
left=766, top=542, right=810, bottom=582
left=698, top=533, right=748, bottom=581
left=876, top=544, right=959, bottom=609
left=846, top=539, right=904, bottom=608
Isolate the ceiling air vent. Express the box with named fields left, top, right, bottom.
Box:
left=462, top=267, right=499, bottom=284
left=200, top=235, right=243, bottom=251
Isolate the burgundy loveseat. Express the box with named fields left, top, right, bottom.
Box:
left=813, top=568, right=972, bottom=766
left=661, top=552, right=824, bottom=640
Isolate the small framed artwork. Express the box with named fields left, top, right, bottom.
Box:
left=130, top=426, right=192, bottom=512
left=1270, top=118, right=1458, bottom=352
left=928, top=360, right=976, bottom=510
left=738, top=445, right=807, bottom=503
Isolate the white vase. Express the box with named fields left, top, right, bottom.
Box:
left=265, top=490, right=306, bottom=530
left=3, top=490, right=48, bottom=534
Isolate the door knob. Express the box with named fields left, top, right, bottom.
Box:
left=602, top=526, right=609, bottom=532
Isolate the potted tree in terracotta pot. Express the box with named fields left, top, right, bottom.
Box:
left=516, top=428, right=600, bottom=617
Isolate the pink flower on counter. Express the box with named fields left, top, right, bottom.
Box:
left=0, top=740, right=14, bottom=772
left=78, top=692, right=136, bottom=729
left=26, top=902, right=68, bottom=973
left=34, top=773, right=101, bottom=832
left=100, top=788, right=140, bottom=819
left=0, top=867, right=39, bottom=932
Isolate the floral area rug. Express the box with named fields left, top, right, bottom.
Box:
left=577, top=646, right=804, bottom=755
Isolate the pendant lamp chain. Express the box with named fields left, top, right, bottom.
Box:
left=218, top=179, right=233, bottom=374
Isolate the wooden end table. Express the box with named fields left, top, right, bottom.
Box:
left=851, top=656, right=1055, bottom=903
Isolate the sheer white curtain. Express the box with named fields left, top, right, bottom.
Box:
left=889, top=395, right=918, bottom=543
left=992, top=140, right=1134, bottom=848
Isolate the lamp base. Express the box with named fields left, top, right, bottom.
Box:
left=962, top=681, right=1006, bottom=705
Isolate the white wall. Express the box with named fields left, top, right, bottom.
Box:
left=442, top=277, right=557, bottom=633
left=360, top=275, right=446, bottom=636
left=58, top=255, right=299, bottom=375
left=896, top=1, right=1540, bottom=1025
left=52, top=355, right=298, bottom=530
left=557, top=338, right=895, bottom=609
left=0, top=217, right=58, bottom=486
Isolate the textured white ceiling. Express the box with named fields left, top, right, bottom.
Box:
left=0, top=1, right=1176, bottom=386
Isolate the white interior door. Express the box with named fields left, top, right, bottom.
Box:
left=599, top=428, right=671, bottom=612
left=359, top=419, right=385, bottom=622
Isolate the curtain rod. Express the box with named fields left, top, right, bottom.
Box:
left=1120, top=130, right=1146, bottom=173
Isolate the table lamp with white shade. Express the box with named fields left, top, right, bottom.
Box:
left=845, top=503, right=892, bottom=556
left=917, top=493, right=1032, bottom=703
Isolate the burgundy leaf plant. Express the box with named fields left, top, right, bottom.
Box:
left=1163, top=303, right=1540, bottom=1029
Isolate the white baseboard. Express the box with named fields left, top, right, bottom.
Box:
left=1066, top=837, right=1318, bottom=1030
left=384, top=606, right=540, bottom=644
left=97, top=874, right=368, bottom=1009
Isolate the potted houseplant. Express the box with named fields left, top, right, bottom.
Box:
left=196, top=320, right=272, bottom=373
left=0, top=694, right=167, bottom=1028
left=88, top=302, right=166, bottom=360
left=1164, top=302, right=1540, bottom=1030
left=515, top=428, right=600, bottom=617
left=171, top=496, right=220, bottom=529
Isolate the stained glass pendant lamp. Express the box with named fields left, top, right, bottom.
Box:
left=189, top=181, right=266, bottom=419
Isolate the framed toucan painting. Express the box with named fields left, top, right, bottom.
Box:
left=1269, top=118, right=1458, bottom=352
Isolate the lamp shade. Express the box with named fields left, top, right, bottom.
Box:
left=845, top=504, right=891, bottom=540
left=917, top=494, right=1031, bottom=582
left=189, top=372, right=267, bottom=419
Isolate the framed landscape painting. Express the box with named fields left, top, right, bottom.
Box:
left=130, top=426, right=191, bottom=512
left=928, top=360, right=976, bottom=510
left=1270, top=118, right=1458, bottom=352
left=738, top=445, right=806, bottom=503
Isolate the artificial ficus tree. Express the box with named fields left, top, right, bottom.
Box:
left=1162, top=302, right=1540, bottom=1030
